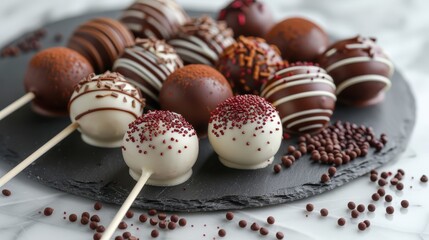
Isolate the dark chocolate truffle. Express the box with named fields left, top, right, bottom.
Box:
left=168, top=16, right=235, bottom=66
left=217, top=36, right=284, bottom=95
left=23, top=47, right=94, bottom=117
left=120, top=0, right=189, bottom=40
left=318, top=36, right=394, bottom=107
left=113, top=38, right=183, bottom=109
left=218, top=0, right=274, bottom=38
left=261, top=62, right=336, bottom=134
left=265, top=17, right=329, bottom=63
left=159, top=64, right=233, bottom=135
left=68, top=18, right=135, bottom=73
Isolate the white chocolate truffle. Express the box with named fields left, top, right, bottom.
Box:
left=208, top=95, right=282, bottom=169
left=122, top=110, right=199, bottom=186
left=113, top=38, right=183, bottom=109
left=69, top=72, right=145, bottom=148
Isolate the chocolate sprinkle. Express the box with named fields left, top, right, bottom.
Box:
left=218, top=229, right=226, bottom=237
left=347, top=201, right=356, bottom=210
left=239, top=220, right=247, bottom=228
left=43, top=207, right=54, bottom=216
left=386, top=206, right=394, bottom=214
left=226, top=212, right=234, bottom=220
left=276, top=231, right=285, bottom=239
left=401, top=200, right=409, bottom=208
left=94, top=202, right=102, bottom=210
left=320, top=208, right=328, bottom=217
left=1, top=189, right=11, bottom=197
left=338, top=218, right=346, bottom=226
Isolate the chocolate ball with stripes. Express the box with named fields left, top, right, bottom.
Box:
left=120, top=0, right=189, bottom=40
left=260, top=62, right=336, bottom=134
left=318, top=36, right=394, bottom=107
left=168, top=16, right=235, bottom=66
left=68, top=18, right=135, bottom=73
left=113, top=38, right=183, bottom=109
left=217, top=36, right=284, bottom=95
left=69, top=72, right=145, bottom=148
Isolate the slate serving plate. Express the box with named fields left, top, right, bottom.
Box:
left=0, top=10, right=416, bottom=212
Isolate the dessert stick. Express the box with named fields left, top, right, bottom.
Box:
left=0, top=92, right=35, bottom=120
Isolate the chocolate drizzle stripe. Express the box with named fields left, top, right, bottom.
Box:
left=68, top=88, right=143, bottom=110
left=287, top=116, right=330, bottom=128
left=281, top=109, right=333, bottom=123
left=74, top=107, right=139, bottom=121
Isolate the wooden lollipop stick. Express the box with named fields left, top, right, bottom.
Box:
left=101, top=170, right=153, bottom=240
left=0, top=92, right=35, bottom=120
left=0, top=122, right=79, bottom=188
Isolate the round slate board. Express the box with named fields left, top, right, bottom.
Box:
left=0, top=10, right=416, bottom=212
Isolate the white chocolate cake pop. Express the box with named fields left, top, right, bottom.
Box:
left=69, top=72, right=145, bottom=148
left=208, top=95, right=282, bottom=169
left=122, top=110, right=199, bottom=186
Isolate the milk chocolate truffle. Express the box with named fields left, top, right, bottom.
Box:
left=217, top=36, right=284, bottom=95
left=318, top=36, right=394, bottom=106
left=159, top=64, right=233, bottom=135
left=68, top=18, right=135, bottom=73
left=218, top=0, right=274, bottom=38
left=208, top=95, right=282, bottom=169
left=265, top=17, right=329, bottom=63
left=168, top=16, right=235, bottom=66
left=24, top=47, right=94, bottom=117
left=261, top=62, right=336, bottom=134
left=120, top=0, right=189, bottom=40
left=69, top=72, right=145, bottom=147
left=113, top=38, right=183, bottom=109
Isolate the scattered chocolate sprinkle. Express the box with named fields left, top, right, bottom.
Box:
left=267, top=216, right=275, bottom=224
left=94, top=201, right=102, bottom=210
left=328, top=167, right=337, bottom=176
left=260, top=227, right=269, bottom=235
left=126, top=210, right=134, bottom=218
left=159, top=220, right=167, bottom=229
left=239, top=220, right=247, bottom=228
left=44, top=207, right=54, bottom=216
left=347, top=201, right=356, bottom=210
left=364, top=220, right=371, bottom=227
left=390, top=178, right=399, bottom=185
left=368, top=204, right=376, bottom=212
left=337, top=218, right=346, bottom=226
left=158, top=213, right=167, bottom=220
left=139, top=214, right=148, bottom=223
left=148, top=209, right=157, bottom=216
left=357, top=204, right=365, bottom=213
left=351, top=210, right=359, bottom=218
left=93, top=233, right=102, bottom=240
left=226, top=212, right=234, bottom=220
left=273, top=164, right=282, bottom=173
left=218, top=229, right=226, bottom=237
left=115, top=236, right=123, bottom=240
left=381, top=172, right=389, bottom=179
left=401, top=200, right=409, bottom=208
left=82, top=212, right=90, bottom=219
left=396, top=182, right=404, bottom=191
left=358, top=222, right=366, bottom=231
left=321, top=173, right=330, bottom=183
left=69, top=214, right=77, bottom=222
left=168, top=221, right=176, bottom=230
left=150, top=218, right=158, bottom=226
left=397, top=169, right=405, bottom=176
left=276, top=231, right=284, bottom=239
left=370, top=174, right=378, bottom=182
left=1, top=189, right=11, bottom=197
left=122, top=232, right=131, bottom=239
left=385, top=195, right=393, bottom=202
left=320, top=208, right=328, bottom=217
left=179, top=218, right=187, bottom=226
left=386, top=206, right=394, bottom=214
left=250, top=222, right=260, bottom=231
left=91, top=215, right=100, bottom=222
left=378, top=179, right=387, bottom=187
left=118, top=221, right=127, bottom=230
left=81, top=217, right=90, bottom=225
left=306, top=203, right=314, bottom=212
left=90, top=222, right=98, bottom=230
left=377, top=188, right=386, bottom=197
left=372, top=193, right=380, bottom=201
left=151, top=229, right=159, bottom=238
left=421, top=175, right=428, bottom=183
left=96, top=225, right=105, bottom=233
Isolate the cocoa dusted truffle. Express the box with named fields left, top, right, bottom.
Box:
left=208, top=95, right=282, bottom=169
left=218, top=0, right=274, bottom=38
left=120, top=0, right=189, bottom=40
left=113, top=38, right=183, bottom=109
left=24, top=47, right=94, bottom=117
left=217, top=36, right=284, bottom=95
left=68, top=18, right=135, bottom=73
left=318, top=36, right=394, bottom=107
left=265, top=17, right=329, bottom=63
left=260, top=62, right=336, bottom=134
left=159, top=64, right=233, bottom=136
left=168, top=16, right=235, bottom=66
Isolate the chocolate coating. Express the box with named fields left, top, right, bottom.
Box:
left=120, top=0, right=189, bottom=40
left=168, top=16, right=235, bottom=66
left=24, top=47, right=94, bottom=117
left=113, top=38, right=183, bottom=109
left=67, top=18, right=134, bottom=73
left=318, top=36, right=394, bottom=107
left=265, top=17, right=329, bottom=63
left=217, top=36, right=284, bottom=95
left=261, top=62, right=336, bottom=134
left=218, top=0, right=274, bottom=38
left=159, top=64, right=233, bottom=136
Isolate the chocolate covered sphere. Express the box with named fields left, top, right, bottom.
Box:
left=120, top=0, right=189, bottom=40
left=68, top=18, right=134, bottom=73
left=113, top=38, right=183, bottom=109
left=159, top=64, right=233, bottom=135
left=218, top=0, right=274, bottom=38
left=261, top=62, right=336, bottom=134
left=24, top=47, right=94, bottom=117
left=168, top=16, right=235, bottom=66
left=217, top=36, right=283, bottom=95
left=318, top=36, right=394, bottom=107
left=265, top=17, right=329, bottom=63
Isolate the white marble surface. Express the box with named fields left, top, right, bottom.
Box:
left=1, top=0, right=429, bottom=239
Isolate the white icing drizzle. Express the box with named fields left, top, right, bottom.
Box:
left=169, top=38, right=217, bottom=65
left=113, top=58, right=161, bottom=90
left=124, top=77, right=159, bottom=103
left=325, top=48, right=337, bottom=57
left=325, top=56, right=394, bottom=77
left=271, top=91, right=337, bottom=107
left=336, top=74, right=392, bottom=95
left=263, top=78, right=335, bottom=99
left=299, top=124, right=324, bottom=132
left=281, top=109, right=333, bottom=123
left=275, top=65, right=323, bottom=76
left=287, top=116, right=331, bottom=129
